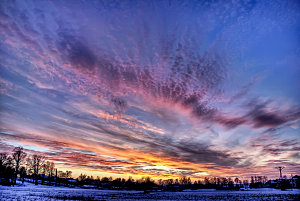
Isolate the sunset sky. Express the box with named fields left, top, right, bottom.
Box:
left=0, top=0, right=299, bottom=180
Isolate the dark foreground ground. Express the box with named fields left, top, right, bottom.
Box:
left=1, top=183, right=300, bottom=201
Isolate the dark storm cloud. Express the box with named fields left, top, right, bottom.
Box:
left=58, top=34, right=97, bottom=71
left=88, top=121, right=241, bottom=168
left=247, top=100, right=300, bottom=129
left=215, top=99, right=300, bottom=129
left=120, top=131, right=242, bottom=168
left=110, top=96, right=127, bottom=113
left=253, top=113, right=285, bottom=128
left=164, top=140, right=241, bottom=167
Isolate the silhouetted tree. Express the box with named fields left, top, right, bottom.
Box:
left=58, top=170, right=66, bottom=178
left=138, top=176, right=156, bottom=190
left=66, top=170, right=72, bottom=179
left=228, top=177, right=234, bottom=189
left=77, top=173, right=87, bottom=186
left=27, top=154, right=45, bottom=185
left=0, top=153, right=8, bottom=168
left=42, top=161, right=50, bottom=184
left=125, top=176, right=135, bottom=189
left=234, top=177, right=239, bottom=185
left=12, top=147, right=27, bottom=184
left=42, top=163, right=48, bottom=185
left=48, top=161, right=55, bottom=185
left=180, top=176, right=191, bottom=186
left=19, top=166, right=26, bottom=183
left=167, top=179, right=174, bottom=185
left=0, top=152, right=14, bottom=185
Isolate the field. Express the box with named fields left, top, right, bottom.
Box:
left=0, top=184, right=300, bottom=201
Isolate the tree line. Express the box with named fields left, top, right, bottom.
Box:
left=1, top=147, right=299, bottom=190
left=0, top=147, right=71, bottom=186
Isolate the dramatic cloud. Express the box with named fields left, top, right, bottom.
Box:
left=246, top=100, right=300, bottom=128
left=59, top=34, right=98, bottom=72
left=0, top=0, right=299, bottom=179
left=215, top=99, right=300, bottom=129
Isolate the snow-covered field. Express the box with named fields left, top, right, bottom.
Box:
left=1, top=183, right=300, bottom=200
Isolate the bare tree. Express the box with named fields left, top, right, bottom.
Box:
left=49, top=162, right=55, bottom=176
left=0, top=153, right=8, bottom=181
left=49, top=162, right=55, bottom=185
left=42, top=162, right=49, bottom=185
left=12, top=147, right=27, bottom=184
left=234, top=177, right=240, bottom=186
left=27, top=154, right=45, bottom=185
left=0, top=153, right=14, bottom=185
left=19, top=166, right=26, bottom=183
left=42, top=161, right=55, bottom=185
left=0, top=153, right=8, bottom=167
left=66, top=170, right=72, bottom=179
